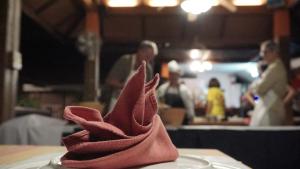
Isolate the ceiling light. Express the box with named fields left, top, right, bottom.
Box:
left=190, top=61, right=204, bottom=72
left=146, top=0, right=179, bottom=7
left=181, top=0, right=218, bottom=15
left=190, top=49, right=202, bottom=59
left=203, top=61, right=213, bottom=71
left=106, top=0, right=140, bottom=7
left=233, top=0, right=266, bottom=6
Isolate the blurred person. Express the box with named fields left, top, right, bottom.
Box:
left=245, top=61, right=294, bottom=125
left=244, top=61, right=268, bottom=107
left=291, top=68, right=300, bottom=116
left=157, top=60, right=195, bottom=124
left=206, top=78, right=226, bottom=121
left=104, top=40, right=158, bottom=112
left=249, top=40, right=288, bottom=126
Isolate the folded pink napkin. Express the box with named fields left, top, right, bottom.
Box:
left=61, top=62, right=178, bottom=169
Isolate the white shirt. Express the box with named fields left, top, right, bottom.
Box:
left=157, top=82, right=195, bottom=119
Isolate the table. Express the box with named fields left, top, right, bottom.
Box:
left=191, top=117, right=249, bottom=126
left=0, top=145, right=251, bottom=169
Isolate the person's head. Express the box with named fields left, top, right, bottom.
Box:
left=136, top=40, right=158, bottom=63
left=260, top=40, right=280, bottom=64
left=168, top=60, right=181, bottom=85
left=208, top=78, right=220, bottom=88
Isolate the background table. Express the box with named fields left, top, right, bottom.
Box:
left=191, top=117, right=248, bottom=126
left=0, top=145, right=251, bottom=169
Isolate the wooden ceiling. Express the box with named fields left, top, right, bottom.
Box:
left=22, top=0, right=85, bottom=40
left=101, top=6, right=273, bottom=49
left=22, top=0, right=273, bottom=48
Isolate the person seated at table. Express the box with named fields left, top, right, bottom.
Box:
left=157, top=60, right=195, bottom=124
left=206, top=78, right=226, bottom=121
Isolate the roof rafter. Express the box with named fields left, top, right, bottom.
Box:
left=35, top=0, right=59, bottom=14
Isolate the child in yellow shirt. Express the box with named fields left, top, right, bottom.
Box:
left=206, top=78, right=225, bottom=121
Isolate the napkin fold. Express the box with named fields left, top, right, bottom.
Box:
left=61, top=62, right=178, bottom=169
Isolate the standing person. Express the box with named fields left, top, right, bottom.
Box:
left=250, top=40, right=288, bottom=126
left=104, top=40, right=158, bottom=112
left=206, top=78, right=226, bottom=121
left=245, top=61, right=294, bottom=125
left=157, top=60, right=195, bottom=124
left=290, top=69, right=300, bottom=122
left=244, top=61, right=268, bottom=107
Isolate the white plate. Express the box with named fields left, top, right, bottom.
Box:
left=141, top=155, right=212, bottom=169
left=5, top=155, right=240, bottom=169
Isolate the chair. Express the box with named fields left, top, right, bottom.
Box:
left=159, top=108, right=185, bottom=127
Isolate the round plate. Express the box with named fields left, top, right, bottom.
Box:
left=5, top=155, right=240, bottom=169
left=140, top=155, right=212, bottom=169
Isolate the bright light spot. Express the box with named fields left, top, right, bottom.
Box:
left=106, top=0, right=139, bottom=7
left=187, top=13, right=198, bottom=22
left=190, top=61, right=204, bottom=72
left=203, top=61, right=213, bottom=71
left=233, top=0, right=266, bottom=6
left=248, top=67, right=259, bottom=78
left=181, top=0, right=218, bottom=15
left=147, top=0, right=179, bottom=7
left=190, top=49, right=202, bottom=59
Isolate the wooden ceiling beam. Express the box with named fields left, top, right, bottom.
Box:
left=71, top=0, right=86, bottom=14
left=54, top=12, right=79, bottom=28
left=22, top=5, right=65, bottom=43
left=81, top=0, right=98, bottom=10
left=103, top=38, right=262, bottom=49
left=52, top=0, right=85, bottom=36
left=65, top=14, right=85, bottom=36
left=35, top=0, right=59, bottom=14
left=104, top=6, right=271, bottom=16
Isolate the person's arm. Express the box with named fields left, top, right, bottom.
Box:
left=157, top=83, right=167, bottom=103
left=146, top=64, right=154, bottom=82
left=244, top=90, right=255, bottom=106
left=206, top=101, right=212, bottom=115
left=105, top=56, right=127, bottom=89
left=221, top=94, right=226, bottom=111
left=283, top=85, right=295, bottom=105
left=253, top=64, right=278, bottom=96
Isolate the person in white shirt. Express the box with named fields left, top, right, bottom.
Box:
left=157, top=60, right=195, bottom=124
left=250, top=40, right=288, bottom=126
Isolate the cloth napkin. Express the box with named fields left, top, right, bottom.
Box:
left=61, top=62, right=178, bottom=169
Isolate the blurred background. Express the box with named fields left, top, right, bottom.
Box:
left=1, top=0, right=300, bottom=168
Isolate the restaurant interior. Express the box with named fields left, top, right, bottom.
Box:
left=1, top=0, right=300, bottom=169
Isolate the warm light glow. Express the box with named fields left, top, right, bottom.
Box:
left=190, top=60, right=213, bottom=72
left=203, top=61, right=213, bottom=71
left=106, top=0, right=139, bottom=7
left=190, top=61, right=204, bottom=72
left=190, top=49, right=202, bottom=59
left=233, top=0, right=266, bottom=6
left=181, top=0, right=218, bottom=15
left=146, top=0, right=179, bottom=7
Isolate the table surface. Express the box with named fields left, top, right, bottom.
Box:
left=0, top=145, right=251, bottom=169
